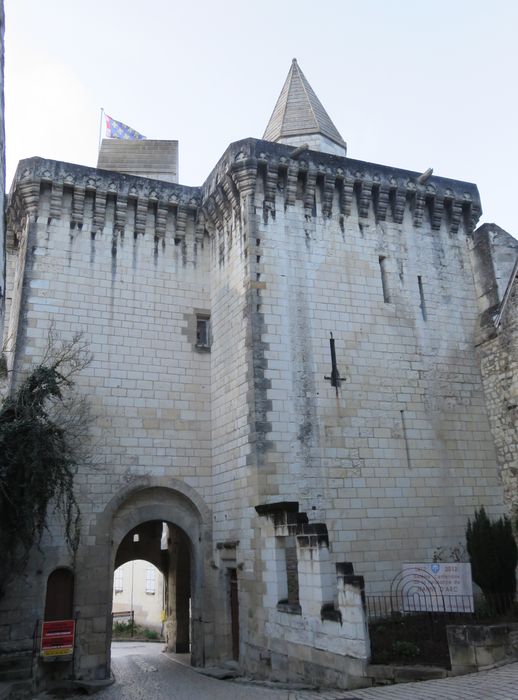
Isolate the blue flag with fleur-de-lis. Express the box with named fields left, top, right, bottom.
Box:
left=105, top=114, right=146, bottom=140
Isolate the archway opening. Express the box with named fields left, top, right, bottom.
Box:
left=112, top=520, right=192, bottom=653
left=112, top=560, right=165, bottom=638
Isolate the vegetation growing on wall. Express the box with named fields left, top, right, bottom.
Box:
left=0, top=333, right=92, bottom=599
left=466, top=506, right=518, bottom=612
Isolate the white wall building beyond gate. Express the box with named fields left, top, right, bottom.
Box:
left=113, top=560, right=165, bottom=633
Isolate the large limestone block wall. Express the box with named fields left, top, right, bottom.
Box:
left=204, top=152, right=278, bottom=660
left=477, top=278, right=518, bottom=515
left=1, top=137, right=510, bottom=684
left=471, top=223, right=518, bottom=322
left=6, top=159, right=211, bottom=498
left=206, top=139, right=504, bottom=599
left=191, top=138, right=506, bottom=680
left=1, top=159, right=214, bottom=675
left=472, top=224, right=518, bottom=517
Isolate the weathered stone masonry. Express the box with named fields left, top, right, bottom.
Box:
left=1, top=59, right=516, bottom=690
left=472, top=224, right=518, bottom=517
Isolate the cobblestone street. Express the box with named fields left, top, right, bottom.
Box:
left=68, top=643, right=287, bottom=700
left=37, top=643, right=518, bottom=700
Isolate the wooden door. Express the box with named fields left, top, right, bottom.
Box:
left=229, top=569, right=239, bottom=660
left=44, top=568, right=74, bottom=621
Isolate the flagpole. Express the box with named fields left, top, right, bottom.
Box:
left=98, top=107, right=104, bottom=151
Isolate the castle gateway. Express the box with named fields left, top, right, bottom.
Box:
left=1, top=60, right=517, bottom=690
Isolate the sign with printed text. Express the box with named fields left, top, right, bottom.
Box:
left=41, top=619, right=75, bottom=657
left=401, top=563, right=474, bottom=613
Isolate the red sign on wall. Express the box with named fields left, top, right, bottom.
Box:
left=41, top=620, right=75, bottom=657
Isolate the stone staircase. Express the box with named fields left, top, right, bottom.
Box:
left=0, top=650, right=32, bottom=683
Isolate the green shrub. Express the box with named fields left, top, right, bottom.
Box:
left=144, top=629, right=159, bottom=639
left=391, top=641, right=420, bottom=659
left=466, top=506, right=518, bottom=611
left=113, top=621, right=133, bottom=634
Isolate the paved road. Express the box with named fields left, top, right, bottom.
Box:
left=90, top=642, right=286, bottom=700
left=39, top=643, right=518, bottom=699
left=298, top=661, right=518, bottom=700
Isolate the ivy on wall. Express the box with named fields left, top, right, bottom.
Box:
left=0, top=333, right=92, bottom=599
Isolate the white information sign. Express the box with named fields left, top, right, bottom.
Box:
left=401, top=562, right=474, bottom=613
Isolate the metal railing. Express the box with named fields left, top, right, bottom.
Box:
left=366, top=593, right=474, bottom=621
left=112, top=610, right=135, bottom=636
left=366, top=592, right=517, bottom=622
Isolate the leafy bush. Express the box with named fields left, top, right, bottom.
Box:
left=112, top=621, right=161, bottom=640
left=466, top=506, right=518, bottom=612
left=113, top=621, right=133, bottom=634
left=391, top=640, right=420, bottom=659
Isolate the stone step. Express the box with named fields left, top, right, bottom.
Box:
left=0, top=652, right=33, bottom=682
left=366, top=663, right=448, bottom=685
left=0, top=680, right=32, bottom=700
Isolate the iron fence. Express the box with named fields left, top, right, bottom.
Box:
left=112, top=610, right=135, bottom=636
left=366, top=592, right=518, bottom=622
left=366, top=592, right=518, bottom=667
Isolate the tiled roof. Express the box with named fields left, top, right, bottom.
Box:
left=263, top=59, right=346, bottom=148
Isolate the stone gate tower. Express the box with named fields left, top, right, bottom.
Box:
left=1, top=59, right=516, bottom=691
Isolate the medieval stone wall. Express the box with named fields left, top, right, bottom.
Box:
left=211, top=140, right=503, bottom=599
left=194, top=138, right=506, bottom=683
left=204, top=160, right=256, bottom=660
left=5, top=160, right=211, bottom=495
left=477, top=281, right=518, bottom=515
left=1, top=158, right=215, bottom=675
left=1, top=137, right=511, bottom=686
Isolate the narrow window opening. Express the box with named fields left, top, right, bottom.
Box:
left=196, top=315, right=211, bottom=349
left=276, top=536, right=300, bottom=613
left=379, top=256, right=390, bottom=303
left=113, top=568, right=124, bottom=594
left=285, top=536, right=300, bottom=606
left=418, top=275, right=427, bottom=320
left=145, top=566, right=156, bottom=595
left=400, top=409, right=411, bottom=469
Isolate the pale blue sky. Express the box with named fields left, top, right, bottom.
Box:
left=5, top=0, right=517, bottom=235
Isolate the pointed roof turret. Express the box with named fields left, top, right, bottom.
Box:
left=263, top=59, right=346, bottom=156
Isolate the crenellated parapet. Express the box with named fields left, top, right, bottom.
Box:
left=7, top=157, right=203, bottom=248
left=201, top=138, right=482, bottom=235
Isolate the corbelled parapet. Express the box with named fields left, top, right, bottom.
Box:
left=201, top=138, right=482, bottom=235
left=7, top=157, right=203, bottom=248
left=8, top=138, right=483, bottom=251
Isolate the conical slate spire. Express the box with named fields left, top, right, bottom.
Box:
left=263, top=59, right=346, bottom=156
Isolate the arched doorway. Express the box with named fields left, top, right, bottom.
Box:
left=74, top=481, right=211, bottom=681
left=113, top=520, right=192, bottom=652
left=108, top=484, right=209, bottom=667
